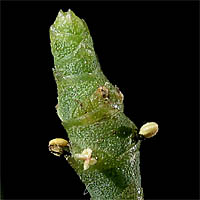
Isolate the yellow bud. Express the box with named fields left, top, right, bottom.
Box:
left=139, top=122, right=158, bottom=138
left=49, top=138, right=69, bottom=156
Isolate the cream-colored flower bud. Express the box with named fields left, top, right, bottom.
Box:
left=49, top=138, right=69, bottom=156
left=139, top=122, right=158, bottom=138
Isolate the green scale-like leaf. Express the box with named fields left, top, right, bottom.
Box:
left=50, top=9, right=144, bottom=200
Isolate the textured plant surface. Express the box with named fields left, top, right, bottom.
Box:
left=49, top=9, right=158, bottom=200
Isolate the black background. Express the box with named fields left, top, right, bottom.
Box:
left=1, top=1, right=199, bottom=200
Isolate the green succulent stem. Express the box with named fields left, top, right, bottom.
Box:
left=50, top=9, right=144, bottom=200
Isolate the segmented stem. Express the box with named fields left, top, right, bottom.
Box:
left=50, top=9, right=144, bottom=200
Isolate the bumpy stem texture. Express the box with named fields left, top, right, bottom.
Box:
left=50, top=9, right=143, bottom=200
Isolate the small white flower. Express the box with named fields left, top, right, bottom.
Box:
left=74, top=148, right=97, bottom=170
